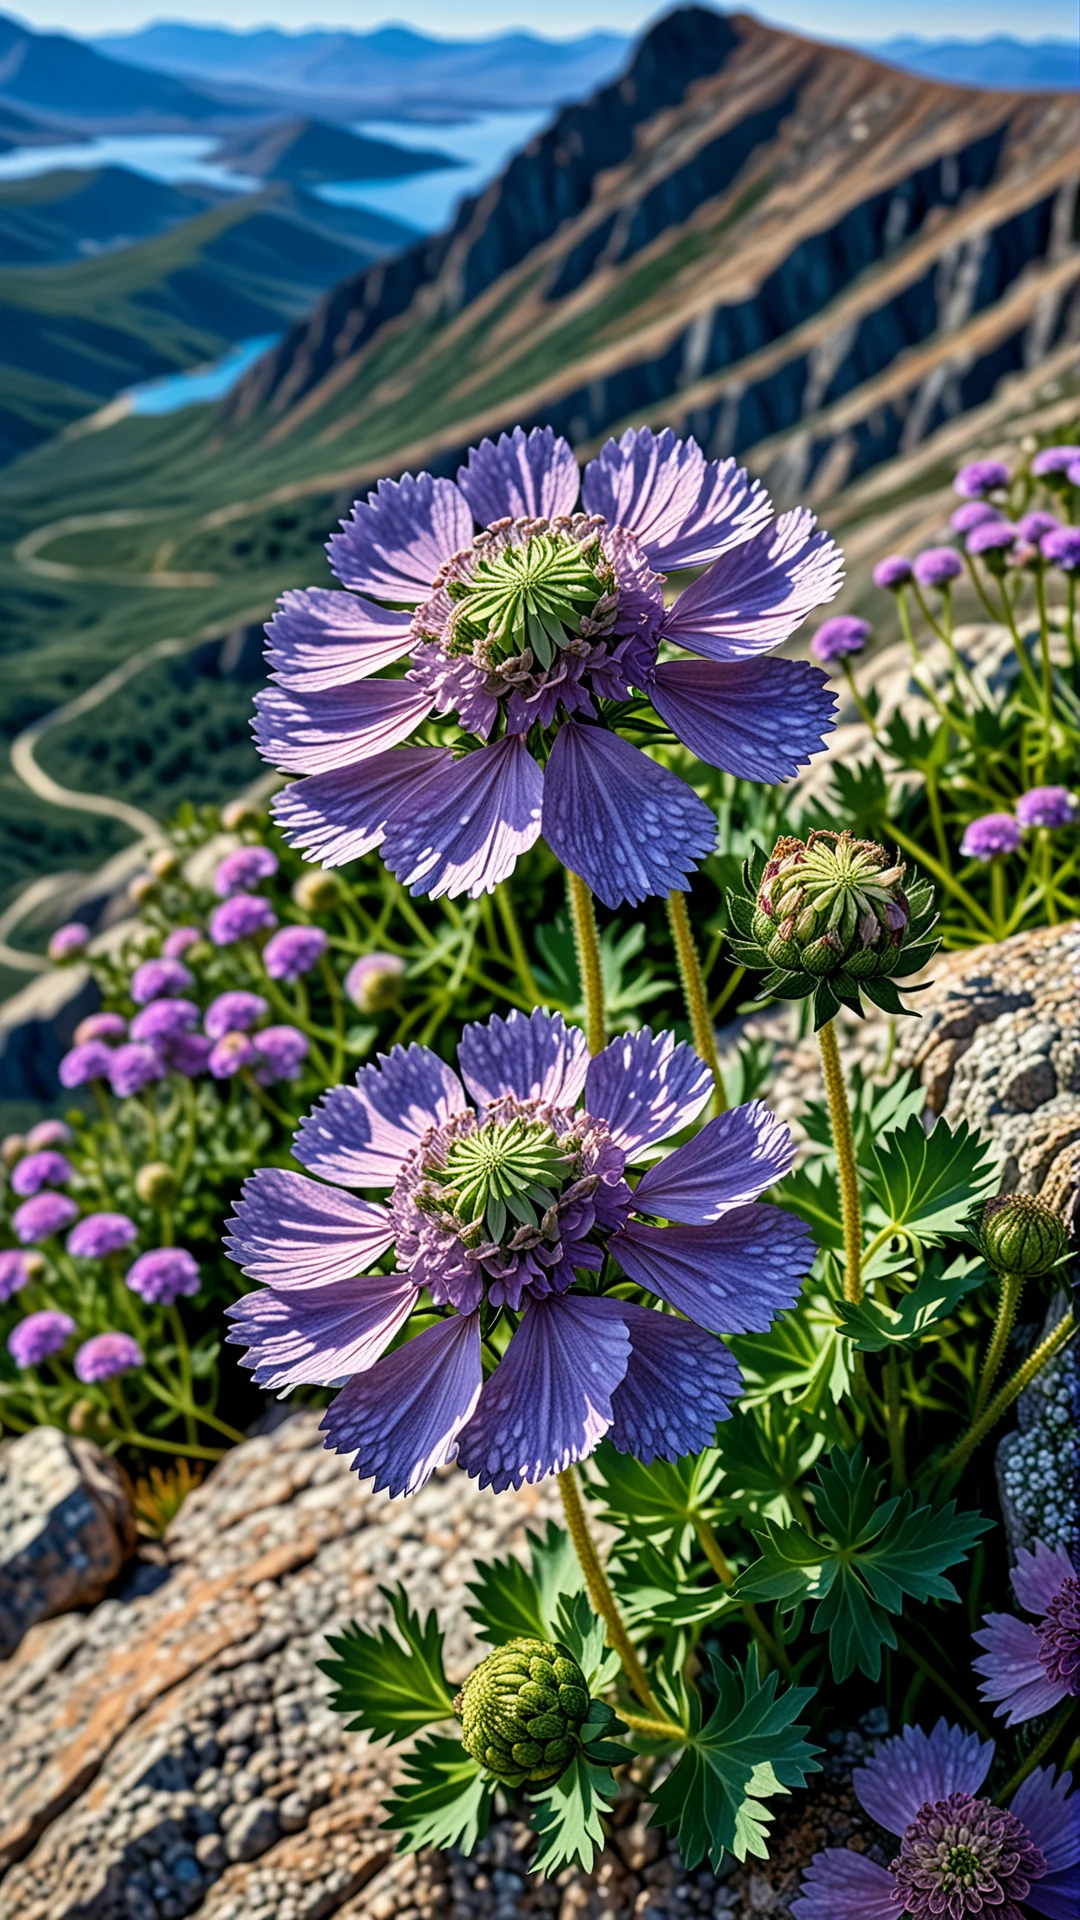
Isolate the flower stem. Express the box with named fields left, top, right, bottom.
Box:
left=888, top=821, right=997, bottom=937
left=558, top=1465, right=660, bottom=1715
left=818, top=1020, right=862, bottom=1306
left=939, top=1310, right=1076, bottom=1474
left=973, top=1270, right=1025, bottom=1422
left=894, top=1633, right=992, bottom=1738
left=667, top=890, right=728, bottom=1112
left=619, top=1705, right=687, bottom=1744
left=566, top=871, right=605, bottom=1054
left=883, top=1349, right=905, bottom=1492
left=695, top=1516, right=791, bottom=1672
left=167, top=1304, right=197, bottom=1447
left=496, top=882, right=542, bottom=1006
left=995, top=1699, right=1076, bottom=1807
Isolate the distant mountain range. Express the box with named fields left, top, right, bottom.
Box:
left=0, top=11, right=231, bottom=129
left=869, top=36, right=1078, bottom=91
left=211, top=118, right=458, bottom=187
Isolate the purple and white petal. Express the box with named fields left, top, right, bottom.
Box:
left=585, top=1027, right=712, bottom=1157
left=295, top=1044, right=466, bottom=1188
left=542, top=723, right=715, bottom=910
left=381, top=735, right=543, bottom=900
left=266, top=588, right=413, bottom=689
left=1010, top=1766, right=1080, bottom=1916
left=456, top=426, right=580, bottom=525
left=853, top=1719, right=994, bottom=1837
left=632, top=1101, right=795, bottom=1222
left=581, top=428, right=772, bottom=570
left=1012, top=1539, right=1074, bottom=1615
left=456, top=1293, right=631, bottom=1493
left=225, top=1168, right=393, bottom=1288
left=649, top=657, right=836, bottom=783
left=321, top=1312, right=483, bottom=1497
left=660, top=509, right=844, bottom=661
left=226, top=1274, right=418, bottom=1388
left=607, top=1301, right=742, bottom=1461
left=973, top=1613, right=1067, bottom=1727
left=458, top=1007, right=589, bottom=1110
left=789, top=1849, right=897, bottom=1920
left=273, top=746, right=452, bottom=868
left=254, top=681, right=432, bottom=775
left=328, top=473, right=474, bottom=604
left=611, top=1206, right=812, bottom=1334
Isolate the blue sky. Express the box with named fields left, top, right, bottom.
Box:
left=14, top=2, right=1079, bottom=41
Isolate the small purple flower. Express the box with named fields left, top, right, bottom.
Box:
left=129, top=999, right=200, bottom=1044
left=213, top=844, right=279, bottom=898
left=253, top=1025, right=309, bottom=1083
left=1031, top=444, right=1080, bottom=477
left=209, top=894, right=278, bottom=946
left=973, top=1540, right=1079, bottom=1726
left=263, top=924, right=328, bottom=982
left=25, top=1119, right=73, bottom=1149
left=130, top=957, right=194, bottom=1005
left=13, top=1191, right=78, bottom=1244
left=204, top=991, right=269, bottom=1041
left=208, top=1031, right=256, bottom=1079
left=59, top=1041, right=114, bottom=1088
left=810, top=615, right=871, bottom=663
left=955, top=458, right=1010, bottom=497
left=73, top=1012, right=127, bottom=1045
left=169, top=1032, right=212, bottom=1078
left=790, top=1719, right=1079, bottom=1920
left=8, top=1309, right=76, bottom=1368
left=914, top=547, right=963, bottom=587
left=0, top=1248, right=34, bottom=1303
left=871, top=554, right=913, bottom=589
left=10, top=1150, right=73, bottom=1198
left=1016, top=786, right=1075, bottom=830
left=1042, top=527, right=1080, bottom=571
left=345, top=952, right=405, bottom=1013
left=67, top=1211, right=138, bottom=1259
left=108, top=1042, right=166, bottom=1098
left=961, top=813, right=1021, bottom=860
left=126, top=1246, right=201, bottom=1305
left=74, top=1331, right=143, bottom=1383
left=951, top=501, right=1003, bottom=534
left=226, top=1010, right=812, bottom=1498
left=47, top=922, right=90, bottom=963
left=163, top=926, right=201, bottom=958
left=1068, top=458, right=1080, bottom=487
left=967, top=520, right=1018, bottom=558
left=1016, top=511, right=1060, bottom=543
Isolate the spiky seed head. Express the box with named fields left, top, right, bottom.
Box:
left=752, top=830, right=910, bottom=978
left=980, top=1193, right=1069, bottom=1277
left=455, top=1637, right=589, bottom=1787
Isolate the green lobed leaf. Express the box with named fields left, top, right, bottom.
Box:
left=465, top=1519, right=584, bottom=1644
left=836, top=1253, right=989, bottom=1350
left=553, top=1589, right=619, bottom=1691
left=865, top=1114, right=999, bottom=1244
left=318, top=1585, right=455, bottom=1744
left=587, top=1445, right=724, bottom=1555
left=529, top=1752, right=619, bottom=1876
left=381, top=1734, right=495, bottom=1854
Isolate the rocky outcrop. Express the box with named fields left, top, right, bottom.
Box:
left=0, top=1427, right=135, bottom=1659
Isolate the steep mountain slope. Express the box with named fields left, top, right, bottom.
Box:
left=0, top=167, right=226, bottom=266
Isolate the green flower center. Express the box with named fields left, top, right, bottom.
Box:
left=942, top=1845, right=982, bottom=1887
left=434, top=1116, right=574, bottom=1244
left=446, top=531, right=610, bottom=669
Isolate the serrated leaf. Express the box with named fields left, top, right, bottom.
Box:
left=780, top=1161, right=844, bottom=1249
left=711, top=1406, right=825, bottom=1524
left=588, top=1446, right=724, bottom=1555
left=529, top=1753, right=618, bottom=1875
left=860, top=977, right=908, bottom=1015
left=836, top=1253, right=989, bottom=1350
left=382, top=1734, right=494, bottom=1854
left=466, top=1519, right=584, bottom=1644
left=319, top=1586, right=454, bottom=1744
left=553, top=1589, right=618, bottom=1691
left=866, top=1114, right=999, bottom=1244
left=728, top=1275, right=852, bottom=1437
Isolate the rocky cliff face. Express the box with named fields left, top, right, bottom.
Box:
left=224, top=6, right=1080, bottom=502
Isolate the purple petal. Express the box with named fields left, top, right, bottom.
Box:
left=661, top=508, right=844, bottom=660
left=381, top=735, right=543, bottom=900
left=254, top=680, right=432, bottom=775
left=789, top=1849, right=897, bottom=1920
left=225, top=1168, right=393, bottom=1288
left=611, top=1206, right=812, bottom=1334
left=327, top=472, right=473, bottom=603
left=542, top=723, right=715, bottom=910
left=266, top=588, right=413, bottom=689
left=321, top=1312, right=483, bottom=1497
left=456, top=1293, right=631, bottom=1492
left=456, top=426, right=580, bottom=524
left=273, top=746, right=452, bottom=868
left=295, top=1044, right=466, bottom=1188
left=1010, top=1766, right=1080, bottom=1905
left=632, top=1101, right=795, bottom=1222
left=607, top=1301, right=742, bottom=1462
left=1012, top=1539, right=1074, bottom=1615
left=649, top=656, right=836, bottom=783
left=581, top=428, right=772, bottom=570
left=226, top=1274, right=418, bottom=1388
left=457, top=1008, right=589, bottom=1110
left=585, top=1027, right=712, bottom=1157
left=853, top=1719, right=993, bottom=1837
left=973, top=1613, right=1067, bottom=1727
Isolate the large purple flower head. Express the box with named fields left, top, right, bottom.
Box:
left=68, top=1210, right=138, bottom=1259
left=967, top=520, right=1018, bottom=562
left=974, top=1540, right=1079, bottom=1727
left=810, top=614, right=871, bottom=664
left=204, top=991, right=269, bottom=1041
left=74, top=1331, right=143, bottom=1383
left=59, top=1040, right=114, bottom=1088
left=961, top=813, right=1021, bottom=860
left=955, top=459, right=1010, bottom=498
left=1042, top=527, right=1080, bottom=571
left=790, top=1719, right=1079, bottom=1920
left=8, top=1309, right=76, bottom=1368
left=914, top=547, right=964, bottom=588
left=130, top=956, right=195, bottom=1005
left=13, top=1191, right=78, bottom=1244
left=1031, top=445, right=1080, bottom=478
left=209, top=893, right=278, bottom=946
left=10, top=1150, right=73, bottom=1197
left=263, top=924, right=328, bottom=982
left=226, top=1009, right=813, bottom=1497
left=259, top=426, right=841, bottom=909
left=108, top=1042, right=165, bottom=1098
left=1016, top=787, right=1075, bottom=830
left=213, top=844, right=279, bottom=897
left=127, top=1246, right=200, bottom=1306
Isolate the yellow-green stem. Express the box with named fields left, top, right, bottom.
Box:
left=619, top=1705, right=687, bottom=1744
left=695, top=1517, right=791, bottom=1672
left=973, top=1270, right=1025, bottom=1422
left=496, top=882, right=542, bottom=1005
left=888, top=821, right=997, bottom=937
left=940, top=1310, right=1075, bottom=1474
left=558, top=1465, right=660, bottom=1714
left=818, top=1020, right=862, bottom=1305
left=566, top=871, right=606, bottom=1055
left=666, top=889, right=728, bottom=1111
left=995, top=1700, right=1075, bottom=1807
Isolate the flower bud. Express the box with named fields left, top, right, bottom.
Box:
left=292, top=869, right=344, bottom=914
left=128, top=875, right=157, bottom=906
left=751, top=831, right=909, bottom=978
left=149, top=848, right=180, bottom=879
left=345, top=952, right=405, bottom=1014
left=220, top=798, right=264, bottom=832
left=455, top=1638, right=589, bottom=1787
left=980, top=1194, right=1069, bottom=1276
left=1, top=1133, right=26, bottom=1167
left=135, top=1161, right=180, bottom=1207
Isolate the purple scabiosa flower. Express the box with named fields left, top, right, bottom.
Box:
left=1016, top=787, right=1075, bottom=830
left=10, top=1150, right=73, bottom=1197
left=73, top=1012, right=127, bottom=1046
left=108, top=1042, right=165, bottom=1098
left=1042, top=527, right=1080, bottom=571
left=47, top=922, right=90, bottom=963
left=263, top=924, right=328, bottom=982
left=13, top=1191, right=78, bottom=1244
left=961, top=813, right=1022, bottom=860
left=955, top=458, right=1010, bottom=497
left=209, top=893, right=278, bottom=946
left=129, top=999, right=199, bottom=1045
left=74, top=1331, right=143, bottom=1383
left=8, top=1309, right=76, bottom=1367
left=130, top=957, right=194, bottom=1005
left=25, top=1119, right=73, bottom=1150
left=260, top=425, right=841, bottom=909
left=58, top=1040, right=114, bottom=1088
left=163, top=926, right=201, bottom=959
left=967, top=520, right=1018, bottom=558
left=208, top=1031, right=256, bottom=1079
left=253, top=1025, right=309, bottom=1083
left=790, top=1719, right=1079, bottom=1920
left=1017, top=511, right=1060, bottom=543
left=345, top=951, right=405, bottom=1013
left=126, top=1246, right=200, bottom=1306
left=213, top=844, right=279, bottom=897
left=1031, top=445, right=1080, bottom=478
left=872, top=554, right=913, bottom=589
left=68, top=1211, right=138, bottom=1259
left=169, top=1032, right=212, bottom=1078
left=810, top=614, right=871, bottom=663
left=914, top=546, right=964, bottom=587
left=204, top=991, right=269, bottom=1041
left=0, top=1249, right=35, bottom=1303
left=973, top=1540, right=1079, bottom=1727
left=226, top=1009, right=813, bottom=1498
left=951, top=501, right=1003, bottom=534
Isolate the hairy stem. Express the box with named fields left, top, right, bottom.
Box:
left=818, top=1020, right=862, bottom=1306
left=667, top=889, right=728, bottom=1111
left=619, top=1705, right=687, bottom=1744
left=973, top=1270, right=1025, bottom=1422
left=566, top=871, right=606, bottom=1055
left=558, top=1465, right=661, bottom=1714
left=940, top=1310, right=1076, bottom=1474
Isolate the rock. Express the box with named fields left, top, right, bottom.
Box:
left=0, top=1427, right=135, bottom=1660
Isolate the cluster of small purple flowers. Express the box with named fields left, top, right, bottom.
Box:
left=869, top=446, right=1080, bottom=593
left=960, top=787, right=1076, bottom=863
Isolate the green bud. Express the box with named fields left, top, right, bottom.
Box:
left=128, top=874, right=157, bottom=906
left=148, top=848, right=180, bottom=880
left=1, top=1133, right=26, bottom=1167
left=135, top=1161, right=179, bottom=1207
left=293, top=870, right=344, bottom=914
left=979, top=1193, right=1069, bottom=1276
left=220, top=798, right=264, bottom=832
left=754, top=831, right=910, bottom=979
left=455, top=1637, right=589, bottom=1787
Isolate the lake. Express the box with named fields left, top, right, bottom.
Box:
left=122, top=334, right=282, bottom=415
